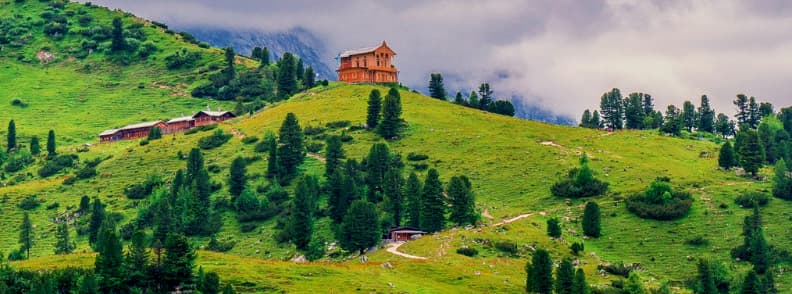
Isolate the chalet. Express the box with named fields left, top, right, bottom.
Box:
left=384, top=226, right=426, bottom=242
left=99, top=121, right=166, bottom=142
left=193, top=110, right=236, bottom=127
left=165, top=116, right=195, bottom=134
left=336, top=41, right=398, bottom=83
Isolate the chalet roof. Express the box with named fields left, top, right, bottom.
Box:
left=339, top=41, right=395, bottom=58
left=120, top=120, right=164, bottom=130
left=167, top=116, right=194, bottom=123
left=98, top=129, right=119, bottom=136
left=193, top=110, right=235, bottom=118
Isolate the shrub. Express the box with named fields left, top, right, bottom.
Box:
left=684, top=236, right=709, bottom=246
left=124, top=175, right=163, bottom=199
left=240, top=223, right=257, bottom=233
left=303, top=125, right=326, bottom=136
left=10, top=98, right=28, bottom=107
left=626, top=178, right=693, bottom=220
left=547, top=218, right=562, bottom=238
left=62, top=176, right=76, bottom=185
left=734, top=192, right=769, bottom=208
left=18, top=195, right=40, bottom=210
left=571, top=242, right=585, bottom=255
left=241, top=136, right=259, bottom=144
left=407, top=152, right=429, bottom=161
left=306, top=142, right=324, bottom=153
left=76, top=167, right=97, bottom=179
left=184, top=124, right=217, bottom=135
left=139, top=139, right=149, bottom=146
left=494, top=241, right=519, bottom=255
left=551, top=155, right=609, bottom=198
left=38, top=154, right=77, bottom=178
left=206, top=235, right=236, bottom=252
left=46, top=202, right=60, bottom=210
left=326, top=120, right=351, bottom=129
left=411, top=163, right=429, bottom=171
left=207, top=164, right=221, bottom=174
left=164, top=48, right=201, bottom=69
left=456, top=247, right=478, bottom=257
left=599, top=262, right=639, bottom=277
left=198, top=130, right=232, bottom=150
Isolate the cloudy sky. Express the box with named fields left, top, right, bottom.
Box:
left=87, top=0, right=792, bottom=118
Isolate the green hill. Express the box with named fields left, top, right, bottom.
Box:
left=0, top=1, right=789, bottom=293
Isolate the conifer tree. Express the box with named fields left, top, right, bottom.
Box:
left=582, top=201, right=601, bottom=237
left=260, top=47, right=270, bottom=67
left=79, top=195, right=91, bottom=213
left=29, top=136, right=40, bottom=155
left=468, top=91, right=480, bottom=109
left=295, top=58, right=305, bottom=82
left=698, top=95, right=716, bottom=133
left=662, top=105, right=682, bottom=136
left=555, top=258, right=575, bottom=294
left=748, top=96, right=761, bottom=129
left=405, top=172, right=423, bottom=228
left=682, top=100, right=697, bottom=132
left=264, top=132, right=281, bottom=179
left=88, top=198, right=105, bottom=246
left=379, top=88, right=403, bottom=139
left=111, top=17, right=125, bottom=51
left=719, top=141, right=737, bottom=170
left=580, top=109, right=593, bottom=128
left=715, top=113, right=735, bottom=138
left=773, top=159, right=792, bottom=200
left=763, top=271, right=778, bottom=294
left=19, top=212, right=32, bottom=259
left=304, top=66, right=315, bottom=88
left=47, top=130, right=56, bottom=156
left=7, top=120, right=16, bottom=152
left=624, top=272, right=647, bottom=294
left=201, top=271, right=221, bottom=294
left=734, top=94, right=750, bottom=127
left=740, top=270, right=761, bottom=294
left=125, top=230, right=149, bottom=288
left=448, top=175, right=476, bottom=226
left=366, top=143, right=391, bottom=202
left=696, top=259, right=716, bottom=294
left=454, top=92, right=465, bottom=105
left=420, top=169, right=445, bottom=232
left=599, top=88, right=624, bottom=130
left=54, top=223, right=74, bottom=254
left=428, top=73, right=447, bottom=100
left=223, top=283, right=237, bottom=294
left=324, top=135, right=345, bottom=178
left=251, top=47, right=262, bottom=59
left=384, top=168, right=404, bottom=226
left=95, top=221, right=123, bottom=292
left=277, top=113, right=304, bottom=179
left=339, top=200, right=380, bottom=254
left=737, top=130, right=764, bottom=177
left=751, top=228, right=769, bottom=274
left=572, top=268, right=588, bottom=294
left=367, top=89, right=382, bottom=129
left=162, top=233, right=196, bottom=291
left=526, top=248, right=553, bottom=294
left=591, top=111, right=602, bottom=129
left=79, top=273, right=98, bottom=294
left=288, top=176, right=316, bottom=250
left=624, top=93, right=645, bottom=129
left=224, top=47, right=236, bottom=82
left=277, top=53, right=298, bottom=97
left=547, top=218, right=562, bottom=238
left=478, top=83, right=493, bottom=110
left=327, top=171, right=346, bottom=223
left=228, top=156, right=247, bottom=198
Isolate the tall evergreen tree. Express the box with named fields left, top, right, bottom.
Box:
left=547, top=218, right=562, bottom=238
left=737, top=130, right=765, bottom=177
left=339, top=200, right=380, bottom=254
left=454, top=91, right=465, bottom=105
left=111, top=17, right=125, bottom=51
left=734, top=94, right=750, bottom=128
left=327, top=171, right=346, bottom=223
left=641, top=94, right=654, bottom=115
left=420, top=169, right=445, bottom=232
left=29, top=136, right=40, bottom=155
left=324, top=135, right=345, bottom=178
left=79, top=273, right=98, bottom=294
left=88, top=198, right=105, bottom=246
left=555, top=258, right=575, bottom=294
left=366, top=143, right=391, bottom=202
left=751, top=228, right=769, bottom=274
left=228, top=156, right=247, bottom=198
left=288, top=176, right=316, bottom=250
left=715, top=113, right=735, bottom=138
left=379, top=88, right=403, bottom=139
left=661, top=105, right=682, bottom=136
left=303, top=66, right=315, bottom=88
left=624, top=93, right=645, bottom=129
left=773, top=159, right=792, bottom=200
left=748, top=97, right=761, bottom=129
left=428, top=73, right=447, bottom=100
left=526, top=248, right=553, bottom=294
left=572, top=268, right=588, bottom=294
left=367, top=89, right=382, bottom=129
left=251, top=47, right=263, bottom=59
left=125, top=230, right=149, bottom=289
left=47, top=129, right=56, bottom=156
left=759, top=102, right=774, bottom=117
left=719, top=141, right=738, bottom=170
left=591, top=111, right=602, bottom=129
left=477, top=83, right=494, bottom=110
left=580, top=109, right=593, bottom=128
left=582, top=201, right=601, bottom=237
left=95, top=221, right=123, bottom=292
left=384, top=169, right=404, bottom=226
left=19, top=212, right=32, bottom=259
left=740, top=270, right=761, bottom=294
left=599, top=88, right=624, bottom=130
left=295, top=58, right=305, bottom=83
left=224, top=47, right=236, bottom=82
left=468, top=91, right=480, bottom=109
left=696, top=259, right=716, bottom=294
left=682, top=100, right=697, bottom=132
left=264, top=132, right=281, bottom=179
left=277, top=113, right=304, bottom=179
left=448, top=175, right=476, bottom=226
left=277, top=52, right=298, bottom=97
left=698, top=95, right=716, bottom=133
left=405, top=172, right=423, bottom=228
left=54, top=223, right=74, bottom=254
left=7, top=120, right=16, bottom=152
left=260, top=47, right=270, bottom=67
left=162, top=233, right=196, bottom=291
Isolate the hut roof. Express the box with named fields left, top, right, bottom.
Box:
left=193, top=110, right=235, bottom=118
left=167, top=116, right=194, bottom=123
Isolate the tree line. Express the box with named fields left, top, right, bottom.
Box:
left=427, top=73, right=515, bottom=117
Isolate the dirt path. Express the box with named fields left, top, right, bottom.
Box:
left=306, top=153, right=326, bottom=163
left=481, top=209, right=494, bottom=220
left=385, top=242, right=427, bottom=260
left=229, top=128, right=245, bottom=139
left=492, top=213, right=534, bottom=227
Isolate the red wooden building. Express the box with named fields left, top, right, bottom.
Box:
left=99, top=121, right=166, bottom=142
left=99, top=110, right=236, bottom=143
left=337, top=41, right=398, bottom=84
left=193, top=110, right=236, bottom=126
left=385, top=226, right=426, bottom=242
left=164, top=116, right=195, bottom=134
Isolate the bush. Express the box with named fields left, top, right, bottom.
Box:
left=599, top=262, right=639, bottom=277
left=139, top=139, right=149, bottom=146
left=46, top=202, right=59, bottom=210
left=494, top=241, right=519, bottom=255
left=571, top=242, right=585, bottom=255
left=734, top=192, right=769, bottom=208
left=207, top=164, right=221, bottom=174
left=303, top=125, right=326, bottom=136
left=38, top=154, right=78, bottom=178
left=326, top=120, right=351, bottom=129
left=306, top=142, right=324, bottom=153
left=206, top=235, right=236, bottom=252
left=407, top=152, right=429, bottom=161
left=241, top=136, right=259, bottom=144
left=10, top=98, right=28, bottom=107
left=240, top=223, right=257, bottom=233
left=18, top=195, right=40, bottom=210
left=684, top=236, right=709, bottom=246
left=626, top=178, right=693, bottom=220
left=62, top=176, right=76, bottom=185
left=164, top=48, right=201, bottom=70
left=456, top=247, right=478, bottom=257
left=339, top=133, right=354, bottom=142
left=76, top=167, right=97, bottom=179
left=411, top=163, right=429, bottom=171
left=124, top=175, right=163, bottom=199
left=184, top=124, right=217, bottom=135
left=198, top=130, right=232, bottom=150
left=551, top=155, right=609, bottom=198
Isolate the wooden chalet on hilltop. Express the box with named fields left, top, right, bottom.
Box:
left=99, top=109, right=236, bottom=142
left=336, top=41, right=398, bottom=83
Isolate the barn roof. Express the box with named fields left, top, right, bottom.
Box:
left=193, top=110, right=235, bottom=118
left=119, top=120, right=164, bottom=130
left=339, top=41, right=395, bottom=58
left=99, top=129, right=119, bottom=136
left=167, top=116, right=194, bottom=123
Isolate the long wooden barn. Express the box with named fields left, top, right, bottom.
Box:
left=98, top=110, right=236, bottom=143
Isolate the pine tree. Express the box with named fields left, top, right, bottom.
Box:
left=555, top=258, right=575, bottom=294
left=260, top=47, right=270, bottom=67
left=277, top=113, right=304, bottom=179
left=288, top=176, right=316, bottom=250
left=79, top=195, right=91, bottom=213
left=339, top=200, right=380, bottom=254
left=580, top=109, right=592, bottom=128
left=162, top=233, right=196, bottom=291
left=125, top=230, right=149, bottom=288
left=681, top=101, right=697, bottom=132
left=763, top=270, right=778, bottom=294
left=295, top=58, right=305, bottom=82
left=88, top=198, right=105, bottom=246
left=224, top=47, right=236, bottom=82
left=591, top=111, right=602, bottom=129
left=526, top=248, right=553, bottom=294
left=19, top=212, right=32, bottom=259
left=228, top=156, right=247, bottom=197
left=251, top=47, right=262, bottom=59
left=661, top=105, right=682, bottom=136
left=95, top=221, right=123, bottom=292
left=379, top=88, right=403, bottom=139
left=582, top=201, right=601, bottom=237
left=405, top=172, right=423, bottom=228
left=428, top=73, right=447, bottom=100
left=715, top=113, right=735, bottom=138
left=735, top=94, right=750, bottom=128
left=698, top=95, right=716, bottom=133
left=420, top=169, right=445, bottom=233
left=719, top=141, right=737, bottom=170
left=448, top=175, right=476, bottom=226
left=264, top=132, right=281, bottom=179
left=468, top=91, right=480, bottom=109
left=367, top=89, right=382, bottom=129
left=304, top=66, right=315, bottom=88
left=547, top=218, right=562, bottom=238
left=773, top=159, right=792, bottom=200
left=324, top=135, right=345, bottom=178
left=366, top=143, right=391, bottom=202
left=384, top=168, right=404, bottom=226
left=572, top=268, right=588, bottom=294
left=54, top=223, right=74, bottom=254
left=641, top=94, right=654, bottom=115
left=740, top=270, right=761, bottom=294
left=624, top=93, right=645, bottom=129
left=737, top=130, right=765, bottom=177
left=599, top=88, right=624, bottom=130
left=327, top=171, right=346, bottom=223
left=748, top=97, right=761, bottom=129
left=78, top=273, right=98, bottom=294
left=47, top=129, right=56, bottom=156
left=29, top=136, right=40, bottom=155
left=222, top=283, right=237, bottom=294
left=111, top=17, right=125, bottom=51
left=478, top=83, right=494, bottom=110
left=624, top=272, right=647, bottom=294
left=277, top=53, right=298, bottom=97
left=454, top=92, right=465, bottom=105
left=696, top=259, right=716, bottom=294
left=751, top=228, right=769, bottom=274
left=7, top=120, right=16, bottom=152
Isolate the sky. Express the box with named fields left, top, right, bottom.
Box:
left=85, top=0, right=792, bottom=118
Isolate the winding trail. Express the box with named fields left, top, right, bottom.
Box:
left=492, top=213, right=534, bottom=227
left=385, top=242, right=427, bottom=260
left=306, top=153, right=327, bottom=163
